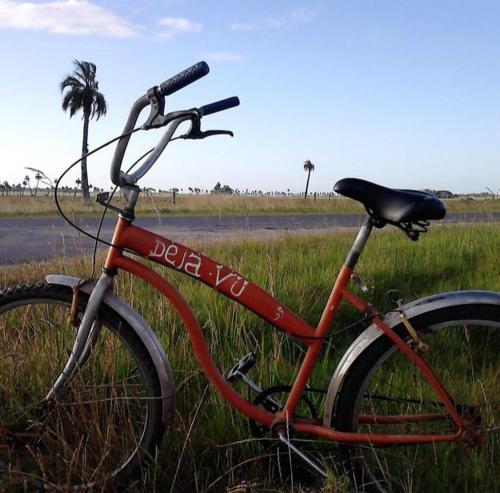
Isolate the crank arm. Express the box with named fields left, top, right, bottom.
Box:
left=278, top=431, right=327, bottom=478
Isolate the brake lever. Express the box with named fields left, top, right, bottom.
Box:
left=143, top=87, right=166, bottom=129
left=181, top=116, right=233, bottom=139
left=182, top=129, right=233, bottom=139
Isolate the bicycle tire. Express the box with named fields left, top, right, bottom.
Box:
left=331, top=303, right=500, bottom=493
left=0, top=283, right=170, bottom=491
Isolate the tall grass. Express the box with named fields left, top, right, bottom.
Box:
left=1, top=224, right=499, bottom=492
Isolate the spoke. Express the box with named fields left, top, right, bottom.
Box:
left=57, top=396, right=159, bottom=406
left=366, top=393, right=446, bottom=409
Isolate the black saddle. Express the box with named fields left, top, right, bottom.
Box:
left=334, top=178, right=446, bottom=238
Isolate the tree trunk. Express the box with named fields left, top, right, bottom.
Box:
left=81, top=112, right=91, bottom=204
left=304, top=169, right=311, bottom=199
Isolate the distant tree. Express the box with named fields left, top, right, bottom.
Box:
left=34, top=171, right=43, bottom=196
left=25, top=168, right=52, bottom=197
left=211, top=182, right=234, bottom=194
left=437, top=190, right=454, bottom=199
left=61, top=60, right=107, bottom=204
left=303, top=160, right=315, bottom=199
left=22, top=176, right=30, bottom=196
left=74, top=178, right=81, bottom=197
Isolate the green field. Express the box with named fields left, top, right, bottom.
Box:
left=1, top=224, right=499, bottom=492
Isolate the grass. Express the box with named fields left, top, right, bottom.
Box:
left=0, top=223, right=499, bottom=492
left=1, top=192, right=500, bottom=218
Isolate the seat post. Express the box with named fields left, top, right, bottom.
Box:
left=344, top=216, right=374, bottom=269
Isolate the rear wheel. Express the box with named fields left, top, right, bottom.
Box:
left=332, top=304, right=500, bottom=492
left=0, top=283, right=170, bottom=491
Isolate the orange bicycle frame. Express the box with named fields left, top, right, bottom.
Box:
left=103, top=215, right=466, bottom=446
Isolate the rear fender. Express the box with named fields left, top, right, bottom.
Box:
left=323, top=290, right=500, bottom=427
left=45, top=275, right=175, bottom=424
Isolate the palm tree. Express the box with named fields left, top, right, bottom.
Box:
left=303, top=160, right=315, bottom=199
left=24, top=175, right=32, bottom=196
left=33, top=172, right=43, bottom=196
left=25, top=167, right=52, bottom=197
left=61, top=60, right=107, bottom=204
left=74, top=178, right=81, bottom=197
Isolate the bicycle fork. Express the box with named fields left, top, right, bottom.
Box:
left=44, top=272, right=113, bottom=401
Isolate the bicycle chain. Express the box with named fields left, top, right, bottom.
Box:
left=249, top=385, right=320, bottom=438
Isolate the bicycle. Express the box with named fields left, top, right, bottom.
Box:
left=0, top=61, right=498, bottom=492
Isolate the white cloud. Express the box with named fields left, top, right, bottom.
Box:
left=159, top=16, right=201, bottom=38
left=205, top=51, right=244, bottom=62
left=231, top=7, right=317, bottom=32
left=230, top=22, right=257, bottom=32
left=0, top=0, right=138, bottom=37
left=265, top=8, right=316, bottom=28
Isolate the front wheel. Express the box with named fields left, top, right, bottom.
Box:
left=0, top=283, right=170, bottom=491
left=332, top=303, right=500, bottom=493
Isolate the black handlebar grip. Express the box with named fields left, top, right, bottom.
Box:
left=199, top=96, right=240, bottom=116
left=159, top=61, right=210, bottom=96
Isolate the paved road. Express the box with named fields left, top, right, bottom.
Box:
left=0, top=212, right=499, bottom=265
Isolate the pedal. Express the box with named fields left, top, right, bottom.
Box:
left=226, top=352, right=265, bottom=394
left=226, top=352, right=257, bottom=382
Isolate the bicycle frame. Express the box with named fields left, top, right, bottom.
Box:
left=100, top=213, right=467, bottom=446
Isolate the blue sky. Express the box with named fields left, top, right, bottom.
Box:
left=0, top=0, right=499, bottom=194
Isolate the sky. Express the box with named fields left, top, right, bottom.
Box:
left=0, top=0, right=499, bottom=194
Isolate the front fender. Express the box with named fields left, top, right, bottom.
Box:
left=45, top=275, right=175, bottom=424
left=323, top=290, right=500, bottom=428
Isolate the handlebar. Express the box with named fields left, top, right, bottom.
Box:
left=159, top=61, right=209, bottom=96
left=110, top=95, right=149, bottom=187
left=110, top=61, right=238, bottom=187
left=199, top=96, right=240, bottom=116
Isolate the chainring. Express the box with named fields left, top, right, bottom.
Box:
left=249, top=385, right=318, bottom=438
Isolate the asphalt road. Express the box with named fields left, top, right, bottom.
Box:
left=0, top=212, right=499, bottom=266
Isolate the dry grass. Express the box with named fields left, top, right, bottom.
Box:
left=1, top=192, right=500, bottom=218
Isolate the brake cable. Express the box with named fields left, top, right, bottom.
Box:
left=54, top=127, right=141, bottom=248
left=55, top=127, right=188, bottom=279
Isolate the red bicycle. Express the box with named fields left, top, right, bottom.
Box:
left=1, top=62, right=498, bottom=492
